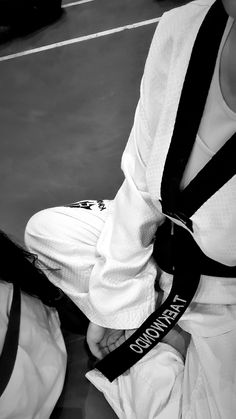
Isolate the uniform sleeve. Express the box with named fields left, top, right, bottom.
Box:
left=84, top=14, right=173, bottom=329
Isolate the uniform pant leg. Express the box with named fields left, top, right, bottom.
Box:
left=24, top=199, right=111, bottom=312
left=182, top=325, right=236, bottom=419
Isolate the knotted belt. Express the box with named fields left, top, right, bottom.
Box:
left=95, top=0, right=236, bottom=381
left=95, top=220, right=236, bottom=382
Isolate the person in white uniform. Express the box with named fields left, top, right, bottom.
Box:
left=0, top=231, right=67, bottom=419
left=25, top=0, right=236, bottom=417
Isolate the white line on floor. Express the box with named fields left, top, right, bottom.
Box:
left=62, top=0, right=94, bottom=8
left=0, top=17, right=161, bottom=62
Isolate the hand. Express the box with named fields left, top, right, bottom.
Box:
left=161, top=324, right=190, bottom=358
left=86, top=321, right=135, bottom=360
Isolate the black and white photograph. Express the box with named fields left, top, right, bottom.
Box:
left=0, top=0, right=236, bottom=418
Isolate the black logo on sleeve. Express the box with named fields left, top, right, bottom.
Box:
left=65, top=200, right=106, bottom=211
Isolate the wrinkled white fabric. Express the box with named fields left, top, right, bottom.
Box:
left=0, top=282, right=67, bottom=419
left=25, top=201, right=236, bottom=418
left=86, top=342, right=184, bottom=419
left=182, top=329, right=236, bottom=419
left=26, top=0, right=236, bottom=330
left=86, top=325, right=236, bottom=419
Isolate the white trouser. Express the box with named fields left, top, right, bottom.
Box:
left=25, top=200, right=236, bottom=419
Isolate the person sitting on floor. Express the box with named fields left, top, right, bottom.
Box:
left=25, top=0, right=236, bottom=417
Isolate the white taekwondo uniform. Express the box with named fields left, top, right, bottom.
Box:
left=0, top=282, right=66, bottom=419
left=25, top=0, right=236, bottom=417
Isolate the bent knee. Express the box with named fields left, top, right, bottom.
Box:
left=25, top=204, right=104, bottom=257
left=25, top=208, right=58, bottom=251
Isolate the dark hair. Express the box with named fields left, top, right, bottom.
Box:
left=0, top=230, right=89, bottom=334
left=0, top=230, right=59, bottom=306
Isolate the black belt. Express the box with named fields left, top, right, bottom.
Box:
left=95, top=220, right=236, bottom=382
left=94, top=0, right=236, bottom=381
left=154, top=219, right=236, bottom=278
left=0, top=284, right=21, bottom=397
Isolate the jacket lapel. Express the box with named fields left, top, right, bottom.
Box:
left=160, top=0, right=228, bottom=222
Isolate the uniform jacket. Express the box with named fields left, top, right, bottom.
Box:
left=83, top=0, right=236, bottom=329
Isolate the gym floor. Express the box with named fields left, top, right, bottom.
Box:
left=0, top=1, right=189, bottom=417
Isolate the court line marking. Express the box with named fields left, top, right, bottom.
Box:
left=62, top=0, right=94, bottom=8
left=0, top=17, right=161, bottom=62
